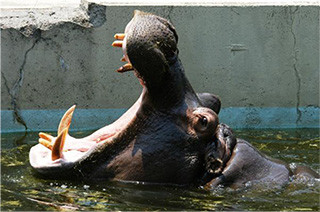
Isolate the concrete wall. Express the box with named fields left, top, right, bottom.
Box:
left=1, top=3, right=319, bottom=132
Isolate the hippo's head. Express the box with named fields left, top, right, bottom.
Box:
left=29, top=10, right=232, bottom=185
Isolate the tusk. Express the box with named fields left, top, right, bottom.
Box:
left=58, top=105, right=76, bottom=135
left=114, top=33, right=125, bottom=40
left=116, top=63, right=134, bottom=73
left=39, top=132, right=54, bottom=141
left=39, top=138, right=52, bottom=150
left=112, top=40, right=123, bottom=48
left=52, top=127, right=68, bottom=161
left=120, top=55, right=126, bottom=62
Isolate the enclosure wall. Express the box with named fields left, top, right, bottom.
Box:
left=1, top=3, right=319, bottom=132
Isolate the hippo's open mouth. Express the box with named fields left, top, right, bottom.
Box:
left=29, top=97, right=142, bottom=171
left=29, top=30, right=143, bottom=174
left=29, top=98, right=139, bottom=167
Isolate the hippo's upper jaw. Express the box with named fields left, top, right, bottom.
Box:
left=29, top=10, right=222, bottom=185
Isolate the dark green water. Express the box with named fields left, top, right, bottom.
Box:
left=1, top=129, right=319, bottom=211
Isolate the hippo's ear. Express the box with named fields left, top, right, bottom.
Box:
left=197, top=93, right=221, bottom=114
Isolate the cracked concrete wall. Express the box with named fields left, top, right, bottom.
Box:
left=1, top=5, right=319, bottom=130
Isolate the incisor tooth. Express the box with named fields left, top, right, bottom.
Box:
left=39, top=132, right=54, bottom=141
left=114, top=33, right=125, bottom=40
left=112, top=40, right=123, bottom=48
left=58, top=105, right=76, bottom=135
left=116, top=63, right=134, bottom=73
left=39, top=138, right=52, bottom=150
left=52, top=127, right=68, bottom=161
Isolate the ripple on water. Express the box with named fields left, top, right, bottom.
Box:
left=1, top=129, right=319, bottom=211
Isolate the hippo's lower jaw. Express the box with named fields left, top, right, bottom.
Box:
left=29, top=91, right=143, bottom=177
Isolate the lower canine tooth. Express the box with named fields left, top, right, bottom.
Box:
left=58, top=105, right=76, bottom=135
left=52, top=128, right=68, bottom=161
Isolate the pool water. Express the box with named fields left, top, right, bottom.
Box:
left=1, top=129, right=319, bottom=210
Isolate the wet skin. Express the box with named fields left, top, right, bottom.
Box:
left=29, top=10, right=318, bottom=187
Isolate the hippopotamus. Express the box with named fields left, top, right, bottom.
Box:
left=29, top=10, right=318, bottom=188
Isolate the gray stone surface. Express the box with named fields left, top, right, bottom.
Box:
left=1, top=3, right=319, bottom=130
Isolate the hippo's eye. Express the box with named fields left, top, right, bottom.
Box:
left=200, top=116, right=208, bottom=127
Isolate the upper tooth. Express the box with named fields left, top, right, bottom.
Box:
left=112, top=41, right=123, bottom=48
left=114, top=33, right=125, bottom=40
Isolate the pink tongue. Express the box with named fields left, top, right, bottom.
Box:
left=63, top=139, right=97, bottom=153
left=66, top=147, right=88, bottom=152
left=95, top=132, right=116, bottom=143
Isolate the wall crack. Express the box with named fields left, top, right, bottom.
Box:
left=4, top=30, right=42, bottom=130
left=290, top=6, right=302, bottom=125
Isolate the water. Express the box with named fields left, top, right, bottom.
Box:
left=1, top=129, right=319, bottom=210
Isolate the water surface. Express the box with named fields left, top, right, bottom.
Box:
left=1, top=129, right=319, bottom=210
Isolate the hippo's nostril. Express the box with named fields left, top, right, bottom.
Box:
left=206, top=158, right=223, bottom=175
